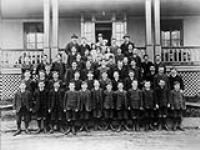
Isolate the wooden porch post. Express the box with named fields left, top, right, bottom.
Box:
left=154, top=0, right=161, bottom=56
left=145, top=0, right=154, bottom=62
left=43, top=0, right=51, bottom=63
left=51, top=0, right=59, bottom=61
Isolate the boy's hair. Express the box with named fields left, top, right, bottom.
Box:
left=74, top=71, right=80, bottom=75
left=38, top=81, right=45, bottom=86
left=170, top=67, right=177, bottom=71
left=24, top=70, right=31, bottom=74
left=117, top=81, right=124, bottom=86
left=69, top=81, right=75, bottom=85
left=81, top=81, right=87, bottom=85
left=52, top=71, right=59, bottom=75
left=144, top=80, right=151, bottom=84
left=53, top=81, right=60, bottom=86
left=174, top=81, right=180, bottom=86
left=132, top=80, right=138, bottom=84
left=143, top=54, right=148, bottom=59
left=106, top=81, right=112, bottom=86
left=129, top=69, right=135, bottom=74
left=39, top=70, right=45, bottom=74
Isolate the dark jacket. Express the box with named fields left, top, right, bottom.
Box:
left=64, top=90, right=80, bottom=111
left=51, top=61, right=66, bottom=80
left=24, top=79, right=36, bottom=93
left=141, top=61, right=154, bottom=80
left=120, top=41, right=135, bottom=55
left=80, top=44, right=90, bottom=56
left=169, top=75, right=185, bottom=90
left=65, top=42, right=80, bottom=55
left=103, top=90, right=115, bottom=109
left=142, top=89, right=155, bottom=109
left=64, top=68, right=79, bottom=83
left=48, top=89, right=65, bottom=111
left=127, top=89, right=143, bottom=109
left=124, top=77, right=136, bottom=91
left=111, top=79, right=122, bottom=91
left=13, top=90, right=32, bottom=112
left=115, top=90, right=128, bottom=110
left=86, top=80, right=94, bottom=90
left=79, top=90, right=92, bottom=111
left=91, top=88, right=103, bottom=110
left=34, top=89, right=49, bottom=112
left=99, top=78, right=111, bottom=90
left=153, top=74, right=170, bottom=90
left=155, top=86, right=169, bottom=107
left=169, top=90, right=186, bottom=110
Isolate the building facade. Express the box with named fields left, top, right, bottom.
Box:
left=0, top=0, right=200, bottom=100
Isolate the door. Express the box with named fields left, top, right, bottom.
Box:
left=95, top=23, right=112, bottom=46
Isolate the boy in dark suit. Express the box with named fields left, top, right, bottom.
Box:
left=170, top=81, right=186, bottom=131
left=13, top=81, right=32, bottom=136
left=142, top=81, right=156, bottom=131
left=127, top=80, right=143, bottom=131
left=91, top=80, right=103, bottom=130
left=48, top=81, right=65, bottom=134
left=64, top=82, right=80, bottom=135
left=103, top=82, right=115, bottom=131
left=79, top=82, right=92, bottom=132
left=155, top=80, right=170, bottom=130
left=115, top=82, right=129, bottom=131
left=34, top=81, right=49, bottom=134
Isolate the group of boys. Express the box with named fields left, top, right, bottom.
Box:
left=13, top=34, right=186, bottom=136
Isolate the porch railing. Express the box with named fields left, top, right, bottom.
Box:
left=0, top=49, right=44, bottom=68
left=161, top=46, right=200, bottom=65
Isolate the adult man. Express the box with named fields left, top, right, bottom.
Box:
left=80, top=37, right=90, bottom=56
left=110, top=38, right=119, bottom=55
left=65, top=34, right=80, bottom=55
left=120, top=34, right=134, bottom=55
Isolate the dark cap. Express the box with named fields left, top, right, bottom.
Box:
left=123, top=34, right=130, bottom=39
left=71, top=34, right=78, bottom=39
left=98, top=33, right=103, bottom=37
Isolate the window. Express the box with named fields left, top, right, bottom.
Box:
left=113, top=21, right=127, bottom=46
left=161, top=20, right=183, bottom=47
left=24, top=22, right=44, bottom=50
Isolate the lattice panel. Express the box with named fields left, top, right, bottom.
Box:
left=0, top=71, right=199, bottom=100
left=179, top=71, right=200, bottom=96
left=0, top=74, right=21, bottom=100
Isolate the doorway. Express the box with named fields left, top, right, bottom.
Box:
left=95, top=23, right=112, bottom=46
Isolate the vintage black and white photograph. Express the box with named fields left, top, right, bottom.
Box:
left=0, top=0, right=200, bottom=150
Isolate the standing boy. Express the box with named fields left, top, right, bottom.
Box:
left=13, top=81, right=32, bottom=136
left=127, top=80, right=143, bottom=131
left=48, top=81, right=65, bottom=133
left=169, top=81, right=186, bottom=131
left=34, top=81, right=49, bottom=133
left=64, top=82, right=80, bottom=135
left=115, top=82, right=129, bottom=131
left=155, top=80, right=170, bottom=130
left=91, top=80, right=103, bottom=130
left=79, top=82, right=92, bottom=132
left=103, top=83, right=115, bottom=131
left=142, top=81, right=156, bottom=131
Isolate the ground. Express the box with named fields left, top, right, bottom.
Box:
left=1, top=124, right=200, bottom=150
left=1, top=111, right=200, bottom=150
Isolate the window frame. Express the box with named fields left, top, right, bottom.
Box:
left=161, top=19, right=183, bottom=47
left=23, top=22, right=44, bottom=50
